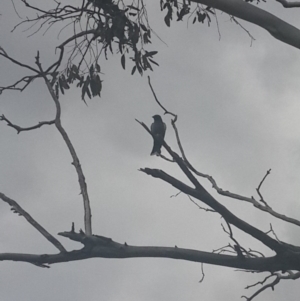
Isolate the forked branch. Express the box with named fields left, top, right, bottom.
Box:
left=0, top=114, right=54, bottom=133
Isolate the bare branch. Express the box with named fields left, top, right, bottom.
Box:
left=0, top=75, right=37, bottom=93
left=256, top=169, right=271, bottom=206
left=187, top=195, right=216, bottom=212
left=0, top=231, right=297, bottom=271
left=0, top=192, right=66, bottom=253
left=243, top=273, right=280, bottom=300
left=199, top=263, right=205, bottom=282
left=230, top=16, right=255, bottom=46
left=0, top=114, right=55, bottom=133
left=35, top=52, right=92, bottom=235
left=170, top=116, right=300, bottom=227
left=147, top=76, right=177, bottom=119
left=140, top=166, right=283, bottom=253
left=0, top=49, right=39, bottom=74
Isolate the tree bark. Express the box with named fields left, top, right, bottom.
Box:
left=193, top=0, right=300, bottom=49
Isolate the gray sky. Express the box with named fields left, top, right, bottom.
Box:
left=1, top=1, right=300, bottom=300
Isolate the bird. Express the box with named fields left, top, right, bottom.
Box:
left=150, top=115, right=166, bottom=156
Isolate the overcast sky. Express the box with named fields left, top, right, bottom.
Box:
left=1, top=1, right=300, bottom=300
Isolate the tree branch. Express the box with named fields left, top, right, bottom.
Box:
left=0, top=114, right=55, bottom=133
left=0, top=231, right=295, bottom=271
left=0, top=49, right=40, bottom=74
left=193, top=0, right=300, bottom=49
left=276, top=0, right=300, bottom=8
left=0, top=193, right=66, bottom=253
left=140, top=167, right=284, bottom=254
left=170, top=118, right=300, bottom=227
left=35, top=52, right=93, bottom=235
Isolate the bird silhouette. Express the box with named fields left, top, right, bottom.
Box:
left=150, top=115, right=166, bottom=156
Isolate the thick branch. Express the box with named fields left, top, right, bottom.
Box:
left=193, top=0, right=300, bottom=49
left=170, top=119, right=300, bottom=228
left=0, top=193, right=66, bottom=252
left=137, top=119, right=284, bottom=253
left=140, top=168, right=285, bottom=254
left=276, top=0, right=300, bottom=8
left=0, top=232, right=297, bottom=271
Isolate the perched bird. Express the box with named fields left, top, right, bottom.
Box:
left=150, top=115, right=166, bottom=156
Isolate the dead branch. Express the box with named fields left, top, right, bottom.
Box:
left=0, top=49, right=39, bottom=74
left=256, top=169, right=271, bottom=206
left=0, top=231, right=296, bottom=271
left=171, top=116, right=300, bottom=227
left=139, top=164, right=283, bottom=254
left=0, top=75, right=38, bottom=93
left=0, top=114, right=55, bottom=133
left=34, top=52, right=92, bottom=235
left=187, top=195, right=216, bottom=212
left=147, top=76, right=177, bottom=119
left=147, top=73, right=300, bottom=229
left=0, top=193, right=66, bottom=252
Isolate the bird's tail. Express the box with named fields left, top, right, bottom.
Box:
left=150, top=140, right=161, bottom=156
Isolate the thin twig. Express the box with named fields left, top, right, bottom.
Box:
left=147, top=76, right=177, bottom=119
left=256, top=169, right=271, bottom=207
left=0, top=115, right=55, bottom=133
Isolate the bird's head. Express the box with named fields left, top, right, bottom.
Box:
left=152, top=115, right=162, bottom=121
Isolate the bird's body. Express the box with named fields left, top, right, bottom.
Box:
left=150, top=115, right=166, bottom=156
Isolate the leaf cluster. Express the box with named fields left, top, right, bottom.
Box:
left=89, top=0, right=159, bottom=75
left=160, top=0, right=215, bottom=27
left=51, top=63, right=102, bottom=102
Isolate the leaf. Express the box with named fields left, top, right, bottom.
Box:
left=149, top=58, right=159, bottom=66
left=95, top=75, right=102, bottom=95
left=197, top=12, right=206, bottom=23
left=206, top=13, right=211, bottom=23
left=136, top=62, right=143, bottom=75
left=206, top=6, right=215, bottom=14
left=121, top=54, right=126, bottom=70
left=77, top=76, right=84, bottom=88
left=164, top=15, right=171, bottom=27
left=81, top=76, right=90, bottom=101
left=131, top=23, right=140, bottom=44
left=90, top=75, right=102, bottom=97
left=86, top=86, right=91, bottom=99
left=89, top=64, right=94, bottom=78
left=143, top=33, right=149, bottom=44
left=193, top=16, right=197, bottom=24
left=144, top=51, right=158, bottom=57
left=71, top=64, right=78, bottom=74
left=160, top=0, right=164, bottom=10
left=131, top=66, right=137, bottom=75
left=60, top=75, right=70, bottom=89
left=55, top=83, right=59, bottom=98
left=58, top=77, right=64, bottom=95
left=140, top=24, right=147, bottom=31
